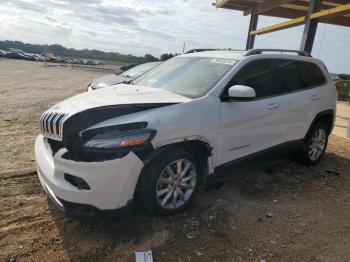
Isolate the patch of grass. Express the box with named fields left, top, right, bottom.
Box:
left=337, top=80, right=350, bottom=101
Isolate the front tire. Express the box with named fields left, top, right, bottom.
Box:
left=298, top=122, right=329, bottom=165
left=135, top=147, right=201, bottom=216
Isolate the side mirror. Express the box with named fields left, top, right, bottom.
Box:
left=226, top=85, right=256, bottom=101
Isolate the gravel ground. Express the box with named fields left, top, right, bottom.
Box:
left=1, top=59, right=350, bottom=262
left=0, top=59, right=108, bottom=173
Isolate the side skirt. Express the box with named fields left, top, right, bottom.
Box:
left=214, top=139, right=303, bottom=174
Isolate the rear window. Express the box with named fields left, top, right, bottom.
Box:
left=297, top=61, right=326, bottom=88
left=228, top=59, right=327, bottom=99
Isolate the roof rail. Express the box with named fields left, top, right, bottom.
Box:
left=185, top=48, right=247, bottom=54
left=245, top=49, right=311, bottom=57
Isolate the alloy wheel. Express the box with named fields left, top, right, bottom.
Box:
left=308, top=128, right=326, bottom=161
left=156, top=159, right=197, bottom=210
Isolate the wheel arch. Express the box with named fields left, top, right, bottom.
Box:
left=306, top=109, right=335, bottom=139
left=146, top=138, right=213, bottom=172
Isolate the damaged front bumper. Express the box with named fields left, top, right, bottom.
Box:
left=35, top=134, right=144, bottom=214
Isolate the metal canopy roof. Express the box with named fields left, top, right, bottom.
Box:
left=215, top=0, right=350, bottom=27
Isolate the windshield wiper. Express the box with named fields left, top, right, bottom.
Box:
left=123, top=79, right=134, bottom=85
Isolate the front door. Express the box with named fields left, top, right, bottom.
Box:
left=216, top=59, right=291, bottom=166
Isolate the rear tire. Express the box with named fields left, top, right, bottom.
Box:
left=297, top=122, right=329, bottom=165
left=134, top=147, right=202, bottom=216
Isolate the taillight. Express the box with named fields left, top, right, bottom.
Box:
left=335, top=82, right=340, bottom=92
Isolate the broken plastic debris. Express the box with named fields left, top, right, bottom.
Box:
left=135, top=250, right=153, bottom=262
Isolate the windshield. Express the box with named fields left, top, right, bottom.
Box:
left=120, top=62, right=161, bottom=78
left=133, top=57, right=236, bottom=98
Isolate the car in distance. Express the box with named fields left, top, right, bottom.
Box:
left=0, top=50, right=7, bottom=57
left=5, top=51, right=33, bottom=60
left=27, top=53, right=46, bottom=62
left=87, top=61, right=162, bottom=91
left=35, top=49, right=337, bottom=217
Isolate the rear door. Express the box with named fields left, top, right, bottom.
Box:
left=275, top=60, right=328, bottom=141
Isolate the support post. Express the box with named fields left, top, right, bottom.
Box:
left=300, top=0, right=321, bottom=54
left=246, top=7, right=259, bottom=50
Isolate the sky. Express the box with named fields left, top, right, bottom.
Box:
left=0, top=0, right=349, bottom=73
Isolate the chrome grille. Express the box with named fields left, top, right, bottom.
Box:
left=39, top=112, right=68, bottom=140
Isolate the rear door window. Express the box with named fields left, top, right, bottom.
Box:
left=227, top=59, right=327, bottom=99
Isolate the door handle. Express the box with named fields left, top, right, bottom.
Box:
left=310, top=95, right=320, bottom=101
left=266, top=103, right=280, bottom=110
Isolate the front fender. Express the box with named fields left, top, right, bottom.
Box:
left=148, top=136, right=215, bottom=175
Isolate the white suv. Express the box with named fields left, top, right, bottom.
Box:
left=35, top=49, right=337, bottom=217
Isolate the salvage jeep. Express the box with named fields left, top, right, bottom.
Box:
left=35, top=49, right=337, bottom=216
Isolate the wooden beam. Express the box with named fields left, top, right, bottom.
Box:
left=322, top=1, right=340, bottom=7
left=216, top=0, right=265, bottom=10
left=263, top=7, right=306, bottom=19
left=250, top=16, right=305, bottom=35
left=244, top=0, right=295, bottom=16
left=280, top=3, right=350, bottom=17
left=250, top=3, right=350, bottom=35
left=215, top=0, right=230, bottom=8
left=280, top=3, right=308, bottom=12
left=298, top=0, right=340, bottom=8
left=263, top=7, right=350, bottom=26
left=311, top=3, right=350, bottom=19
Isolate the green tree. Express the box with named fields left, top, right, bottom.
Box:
left=144, top=54, right=158, bottom=62
left=160, top=53, right=174, bottom=61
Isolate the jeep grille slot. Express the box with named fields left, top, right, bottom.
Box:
left=39, top=112, right=68, bottom=140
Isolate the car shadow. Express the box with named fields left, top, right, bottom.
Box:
left=199, top=150, right=346, bottom=205
left=49, top=151, right=348, bottom=261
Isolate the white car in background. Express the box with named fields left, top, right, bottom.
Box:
left=35, top=49, right=337, bottom=217
left=87, top=61, right=162, bottom=91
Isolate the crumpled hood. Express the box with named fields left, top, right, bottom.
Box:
left=88, top=74, right=131, bottom=90
left=50, top=84, right=191, bottom=115
left=41, top=84, right=191, bottom=142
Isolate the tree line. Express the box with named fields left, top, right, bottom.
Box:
left=0, top=40, right=175, bottom=63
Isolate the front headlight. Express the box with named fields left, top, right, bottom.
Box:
left=84, top=130, right=154, bottom=150
left=81, top=124, right=156, bottom=153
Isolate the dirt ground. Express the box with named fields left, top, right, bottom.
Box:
left=1, top=59, right=350, bottom=262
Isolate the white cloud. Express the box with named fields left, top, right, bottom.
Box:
left=0, top=0, right=349, bottom=73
